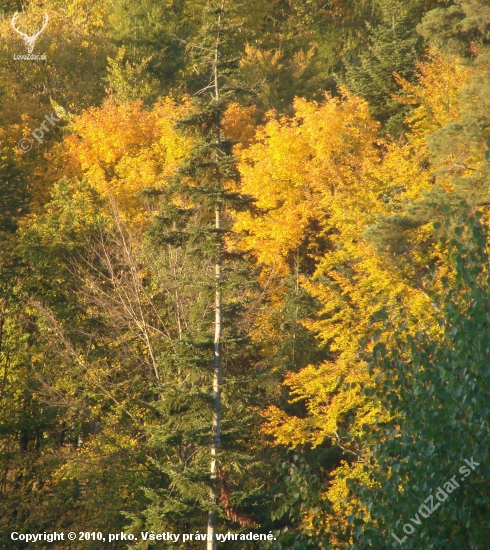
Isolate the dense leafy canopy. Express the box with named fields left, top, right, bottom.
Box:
left=2, top=0, right=490, bottom=549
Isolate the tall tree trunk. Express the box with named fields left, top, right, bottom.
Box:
left=208, top=7, right=223, bottom=547
left=208, top=201, right=222, bottom=549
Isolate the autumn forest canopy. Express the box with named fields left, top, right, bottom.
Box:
left=2, top=0, right=490, bottom=548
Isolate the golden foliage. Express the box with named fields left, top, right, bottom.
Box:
left=57, top=96, right=191, bottom=224
left=234, top=92, right=379, bottom=278
left=237, top=49, right=474, bottom=534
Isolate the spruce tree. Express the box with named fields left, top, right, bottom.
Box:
left=129, top=2, right=268, bottom=547
left=417, top=0, right=490, bottom=56
left=343, top=0, right=423, bottom=137
left=365, top=0, right=490, bottom=257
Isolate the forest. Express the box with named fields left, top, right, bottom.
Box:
left=1, top=0, right=490, bottom=548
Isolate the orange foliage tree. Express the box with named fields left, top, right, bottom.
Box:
left=233, top=49, right=474, bottom=539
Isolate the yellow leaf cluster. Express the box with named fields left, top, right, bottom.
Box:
left=238, top=49, right=474, bottom=532
left=58, top=97, right=191, bottom=225
left=258, top=50, right=471, bottom=450
left=234, top=92, right=379, bottom=279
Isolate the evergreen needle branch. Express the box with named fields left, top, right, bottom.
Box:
left=171, top=35, right=215, bottom=53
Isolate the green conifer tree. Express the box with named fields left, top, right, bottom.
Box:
left=128, top=3, right=272, bottom=547
left=343, top=0, right=423, bottom=137
left=417, top=0, right=490, bottom=56
left=365, top=0, right=490, bottom=256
